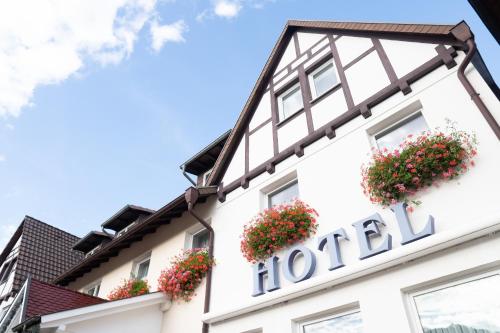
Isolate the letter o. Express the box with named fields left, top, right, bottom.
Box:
left=283, top=245, right=316, bottom=283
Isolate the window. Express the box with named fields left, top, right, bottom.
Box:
left=84, top=281, right=101, bottom=297
left=132, top=254, right=151, bottom=280
left=277, top=83, right=303, bottom=121
left=192, top=229, right=209, bottom=249
left=0, top=258, right=16, bottom=284
left=409, top=273, right=500, bottom=333
left=300, top=310, right=363, bottom=333
left=309, top=60, right=338, bottom=98
left=374, top=113, right=428, bottom=152
left=268, top=180, right=299, bottom=208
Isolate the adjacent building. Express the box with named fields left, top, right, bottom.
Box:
left=4, top=19, right=500, bottom=333
left=0, top=216, right=85, bottom=330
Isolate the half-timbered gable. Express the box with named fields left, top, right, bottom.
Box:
left=211, top=21, right=498, bottom=200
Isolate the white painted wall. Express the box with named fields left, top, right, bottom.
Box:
left=222, top=137, right=245, bottom=185
left=345, top=51, right=391, bottom=104
left=249, top=122, right=274, bottom=169
left=336, top=36, right=373, bottom=66
left=248, top=92, right=272, bottom=131
left=381, top=39, right=439, bottom=77
left=49, top=303, right=163, bottom=333
left=297, top=32, right=324, bottom=54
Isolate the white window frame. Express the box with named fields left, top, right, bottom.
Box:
left=371, top=111, right=428, bottom=151
left=277, top=82, right=304, bottom=122
left=131, top=252, right=151, bottom=280
left=83, top=280, right=101, bottom=297
left=202, top=168, right=213, bottom=186
left=184, top=220, right=212, bottom=250
left=191, top=228, right=210, bottom=249
left=297, top=308, right=363, bottom=333
left=267, top=178, right=299, bottom=208
left=308, top=59, right=339, bottom=99
left=405, top=268, right=500, bottom=333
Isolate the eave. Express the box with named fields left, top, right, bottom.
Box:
left=54, top=186, right=217, bottom=286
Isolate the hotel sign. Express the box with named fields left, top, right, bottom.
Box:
left=252, top=202, right=435, bottom=296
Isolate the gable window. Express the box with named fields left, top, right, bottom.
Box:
left=277, top=83, right=304, bottom=121
left=408, top=272, right=500, bottom=333
left=308, top=60, right=338, bottom=99
left=300, top=310, right=363, bottom=333
left=192, top=229, right=210, bottom=249
left=268, top=180, right=299, bottom=208
left=132, top=253, right=151, bottom=280
left=84, top=281, right=101, bottom=297
left=374, top=112, right=428, bottom=152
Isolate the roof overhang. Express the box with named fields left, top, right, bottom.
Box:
left=181, top=130, right=231, bottom=176
left=101, top=205, right=155, bottom=232
left=72, top=231, right=113, bottom=253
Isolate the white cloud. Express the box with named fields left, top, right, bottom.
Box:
left=5, top=124, right=14, bottom=130
left=0, top=154, right=5, bottom=162
left=214, top=0, right=242, bottom=19
left=0, top=0, right=159, bottom=117
left=197, top=0, right=273, bottom=22
left=150, top=19, right=188, bottom=52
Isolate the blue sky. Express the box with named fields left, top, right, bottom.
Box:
left=0, top=0, right=498, bottom=244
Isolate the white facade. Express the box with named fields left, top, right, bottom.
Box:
left=56, top=22, right=500, bottom=333
left=204, top=29, right=500, bottom=333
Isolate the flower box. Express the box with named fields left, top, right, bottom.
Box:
left=158, top=248, right=214, bottom=302
left=361, top=127, right=477, bottom=208
left=107, top=278, right=150, bottom=300
left=240, top=200, right=319, bottom=263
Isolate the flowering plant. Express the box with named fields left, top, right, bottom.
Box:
left=107, top=278, right=150, bottom=300
left=361, top=125, right=477, bottom=207
left=157, top=248, right=214, bottom=302
left=240, top=200, right=319, bottom=263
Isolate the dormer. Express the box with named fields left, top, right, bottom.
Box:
left=180, top=130, right=231, bottom=186
left=101, top=205, right=155, bottom=236
left=72, top=231, right=114, bottom=257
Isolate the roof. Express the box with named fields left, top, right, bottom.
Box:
left=101, top=205, right=155, bottom=232
left=55, top=186, right=217, bottom=286
left=0, top=216, right=84, bottom=296
left=181, top=130, right=231, bottom=176
left=72, top=231, right=114, bottom=253
left=468, top=0, right=500, bottom=44
left=206, top=20, right=471, bottom=186
left=25, top=278, right=106, bottom=319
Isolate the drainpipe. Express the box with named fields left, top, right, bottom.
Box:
left=181, top=165, right=197, bottom=186
left=451, top=22, right=500, bottom=140
left=185, top=187, right=216, bottom=333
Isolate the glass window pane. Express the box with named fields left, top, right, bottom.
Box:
left=303, top=311, right=363, bottom=333
left=269, top=182, right=299, bottom=207
left=281, top=86, right=303, bottom=120
left=313, top=63, right=337, bottom=97
left=376, top=114, right=428, bottom=152
left=136, top=259, right=150, bottom=280
left=192, top=229, right=209, bottom=249
left=413, top=275, right=500, bottom=333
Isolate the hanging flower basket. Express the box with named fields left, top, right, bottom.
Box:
left=107, top=278, right=150, bottom=300
left=361, top=126, right=477, bottom=208
left=240, top=200, right=319, bottom=263
left=158, top=248, right=215, bottom=302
